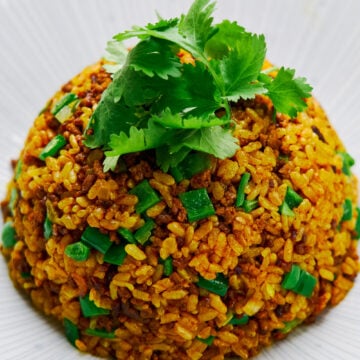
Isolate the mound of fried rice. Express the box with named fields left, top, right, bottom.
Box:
left=1, top=60, right=359, bottom=360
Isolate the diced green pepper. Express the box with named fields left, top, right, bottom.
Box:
left=196, top=335, right=215, bottom=345
left=64, top=318, right=79, bottom=347
left=129, top=180, right=161, bottom=214
left=39, top=135, right=67, bottom=161
left=179, top=188, right=215, bottom=222
left=79, top=294, right=110, bottom=317
left=103, top=243, right=127, bottom=265
left=196, top=273, right=229, bottom=297
left=1, top=221, right=17, bottom=248
left=44, top=214, right=53, bottom=240
left=134, top=219, right=155, bottom=245
left=341, top=198, right=353, bottom=222
left=235, top=172, right=251, bottom=207
left=117, top=228, right=136, bottom=244
left=85, top=328, right=115, bottom=339
left=65, top=242, right=90, bottom=262
left=81, top=226, right=112, bottom=254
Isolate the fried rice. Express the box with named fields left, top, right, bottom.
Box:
left=1, top=60, right=359, bottom=359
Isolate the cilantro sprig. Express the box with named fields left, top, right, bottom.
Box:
left=84, top=0, right=312, bottom=171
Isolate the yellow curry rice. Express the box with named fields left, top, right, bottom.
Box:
left=1, top=61, right=359, bottom=359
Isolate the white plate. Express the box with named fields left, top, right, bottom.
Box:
left=0, top=1, right=359, bottom=359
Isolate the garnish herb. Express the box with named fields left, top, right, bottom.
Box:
left=196, top=272, right=229, bottom=296
left=64, top=318, right=79, bottom=347
left=354, top=207, right=360, bottom=239
left=161, top=256, right=173, bottom=276
left=281, top=264, right=317, bottom=298
left=337, top=151, right=355, bottom=176
left=8, top=188, right=17, bottom=216
left=129, top=180, right=161, bottom=214
left=243, top=199, right=259, bottom=213
left=39, top=134, right=67, bottom=161
left=84, top=0, right=312, bottom=172
left=79, top=294, right=110, bottom=317
left=279, top=318, right=302, bottom=334
left=15, top=159, right=22, bottom=181
left=179, top=188, right=215, bottom=222
left=103, top=243, right=127, bottom=265
left=117, top=227, right=136, bottom=244
left=65, top=242, right=90, bottom=262
left=1, top=221, right=17, bottom=248
left=81, top=226, right=113, bottom=254
left=85, top=328, right=115, bottom=339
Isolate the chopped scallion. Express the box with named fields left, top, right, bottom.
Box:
left=279, top=201, right=295, bottom=217
left=196, top=335, right=215, bottom=345
left=170, top=152, right=211, bottom=182
left=280, top=318, right=302, bottom=334
left=179, top=188, right=215, bottom=222
left=129, top=180, right=161, bottom=214
left=65, top=242, right=90, bottom=261
left=354, top=207, right=360, bottom=239
left=80, top=294, right=110, bottom=317
left=52, top=93, right=79, bottom=123
left=281, top=264, right=316, bottom=298
left=81, top=226, right=113, bottom=254
left=284, top=187, right=303, bottom=209
left=229, top=314, right=249, bottom=326
left=39, top=134, right=67, bottom=161
left=8, top=188, right=17, bottom=216
left=21, top=272, right=31, bottom=279
left=1, top=221, right=17, bottom=248
left=341, top=198, right=353, bottom=222
left=15, top=159, right=22, bottom=181
left=103, top=243, right=127, bottom=265
left=85, top=328, right=115, bottom=339
left=235, top=172, right=251, bottom=207
left=117, top=228, right=136, bottom=244
left=337, top=151, right=355, bottom=176
left=64, top=318, right=79, bottom=347
left=196, top=273, right=229, bottom=297
left=44, top=214, right=53, bottom=240
left=161, top=257, right=173, bottom=276
left=134, top=219, right=155, bottom=245
left=243, top=199, right=259, bottom=213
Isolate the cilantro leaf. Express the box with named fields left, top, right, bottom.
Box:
left=103, top=40, right=127, bottom=74
left=205, top=20, right=246, bottom=58
left=178, top=0, right=216, bottom=49
left=84, top=83, right=138, bottom=148
left=156, top=146, right=191, bottom=172
left=170, top=126, right=239, bottom=159
left=217, top=32, right=267, bottom=101
left=128, top=37, right=182, bottom=79
left=264, top=67, right=313, bottom=117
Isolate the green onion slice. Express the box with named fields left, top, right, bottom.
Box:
left=279, top=201, right=295, bottom=216
left=341, top=198, right=353, bottom=222
left=1, top=221, right=17, bottom=248
left=281, top=264, right=301, bottom=290
left=129, top=180, right=161, bottom=214
left=196, top=335, right=215, bottom=345
left=44, top=214, right=53, bottom=240
left=280, top=318, right=302, bottom=334
left=179, top=188, right=215, bottom=222
left=39, top=135, right=67, bottom=161
left=79, top=294, right=110, bottom=317
left=134, top=219, right=155, bottom=245
left=161, top=256, right=173, bottom=276
left=103, top=243, right=127, bottom=265
left=354, top=207, right=360, bottom=239
left=284, top=187, right=303, bottom=209
left=15, top=159, right=22, bottom=181
left=85, top=328, right=115, bottom=339
left=64, top=318, right=79, bottom=347
left=196, top=273, right=229, bottom=297
left=52, top=93, right=79, bottom=123
left=243, top=199, right=259, bottom=213
left=229, top=314, right=249, bottom=326
left=81, top=226, right=112, bottom=254
left=9, top=188, right=18, bottom=216
left=337, top=151, right=355, bottom=176
left=117, top=228, right=136, bottom=244
left=235, top=172, right=251, bottom=207
left=65, top=242, right=90, bottom=261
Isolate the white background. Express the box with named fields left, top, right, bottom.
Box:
left=0, top=0, right=359, bottom=359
